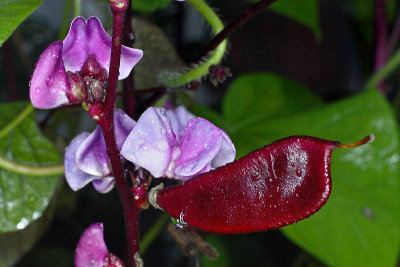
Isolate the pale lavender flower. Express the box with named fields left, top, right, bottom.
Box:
left=64, top=109, right=135, bottom=193
left=30, top=16, right=143, bottom=109
left=121, top=106, right=236, bottom=181
left=75, top=223, right=124, bottom=267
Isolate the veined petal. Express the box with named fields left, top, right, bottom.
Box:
left=166, top=105, right=196, bottom=142
left=76, top=126, right=110, bottom=177
left=174, top=118, right=223, bottom=180
left=30, top=41, right=71, bottom=109
left=210, top=129, right=236, bottom=168
left=86, top=17, right=143, bottom=80
left=121, top=107, right=177, bottom=177
left=62, top=17, right=89, bottom=72
left=65, top=132, right=99, bottom=191
left=75, top=223, right=108, bottom=267
left=114, top=109, right=136, bottom=149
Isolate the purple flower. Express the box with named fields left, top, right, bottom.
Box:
left=121, top=106, right=236, bottom=181
left=30, top=16, right=143, bottom=109
left=64, top=109, right=135, bottom=193
left=75, top=223, right=124, bottom=267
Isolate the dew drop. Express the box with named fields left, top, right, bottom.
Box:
left=51, top=53, right=59, bottom=59
left=129, top=33, right=135, bottom=40
left=161, top=129, right=166, bottom=135
left=35, top=87, right=41, bottom=95
left=296, top=169, right=302, bottom=177
left=46, top=76, right=53, bottom=86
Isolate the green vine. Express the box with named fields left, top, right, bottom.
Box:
left=160, top=0, right=227, bottom=87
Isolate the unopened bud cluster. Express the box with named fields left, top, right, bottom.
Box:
left=67, top=55, right=107, bottom=104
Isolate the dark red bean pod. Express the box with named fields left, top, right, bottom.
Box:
left=154, top=135, right=373, bottom=234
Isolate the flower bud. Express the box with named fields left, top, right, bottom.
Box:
left=89, top=80, right=105, bottom=102
left=67, top=71, right=87, bottom=102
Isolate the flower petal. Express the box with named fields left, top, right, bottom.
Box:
left=75, top=223, right=108, bottom=267
left=121, top=107, right=177, bottom=177
left=166, top=105, right=196, bottom=142
left=62, top=17, right=89, bottom=73
left=65, top=132, right=99, bottom=191
left=76, top=126, right=110, bottom=177
left=114, top=109, right=136, bottom=149
left=86, top=17, right=143, bottom=80
left=174, top=118, right=235, bottom=180
left=92, top=177, right=115, bottom=194
left=210, top=129, right=236, bottom=168
left=30, top=41, right=71, bottom=109
left=76, top=109, right=134, bottom=177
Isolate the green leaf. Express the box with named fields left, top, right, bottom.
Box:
left=222, top=72, right=323, bottom=129
left=247, top=0, right=321, bottom=38
left=198, top=71, right=400, bottom=265
left=0, top=0, right=42, bottom=47
left=265, top=89, right=399, bottom=267
left=201, top=235, right=231, bottom=267
left=0, top=102, right=61, bottom=263
left=131, top=0, right=172, bottom=13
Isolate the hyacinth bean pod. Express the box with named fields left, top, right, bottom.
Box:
left=155, top=135, right=373, bottom=234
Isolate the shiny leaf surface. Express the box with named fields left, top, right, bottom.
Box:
left=0, top=102, right=60, bottom=233
left=0, top=0, right=42, bottom=46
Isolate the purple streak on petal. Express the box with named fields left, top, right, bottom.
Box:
left=92, top=177, right=115, bottom=194
left=210, top=129, right=236, bottom=168
left=121, top=107, right=177, bottom=177
left=86, top=17, right=143, bottom=80
left=30, top=41, right=71, bottom=109
left=62, top=17, right=89, bottom=72
left=174, top=118, right=223, bottom=180
left=65, top=132, right=99, bottom=191
left=166, top=105, right=196, bottom=142
left=76, top=126, right=110, bottom=177
left=75, top=222, right=108, bottom=267
left=114, top=109, right=136, bottom=149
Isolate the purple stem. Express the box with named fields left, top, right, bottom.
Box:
left=386, top=12, right=400, bottom=56
left=97, top=1, right=140, bottom=266
left=198, top=0, right=278, bottom=60
left=3, top=40, right=19, bottom=101
left=374, top=0, right=387, bottom=92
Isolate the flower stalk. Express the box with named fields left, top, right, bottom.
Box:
left=95, top=1, right=140, bottom=266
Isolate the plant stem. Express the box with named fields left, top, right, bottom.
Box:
left=74, top=0, right=81, bottom=18
left=140, top=213, right=170, bottom=253
left=59, top=0, right=73, bottom=39
left=366, top=47, right=400, bottom=88
left=3, top=40, right=19, bottom=101
left=0, top=155, right=64, bottom=176
left=386, top=12, right=400, bottom=56
left=198, top=0, right=278, bottom=60
left=101, top=1, right=139, bottom=266
left=0, top=104, right=34, bottom=139
left=160, top=0, right=227, bottom=87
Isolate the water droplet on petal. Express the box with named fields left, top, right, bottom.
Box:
left=46, top=76, right=53, bottom=86
left=52, top=53, right=59, bottom=59
left=35, top=87, right=41, bottom=95
left=296, top=169, right=302, bottom=177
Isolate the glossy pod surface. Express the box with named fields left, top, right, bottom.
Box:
left=156, top=136, right=340, bottom=234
